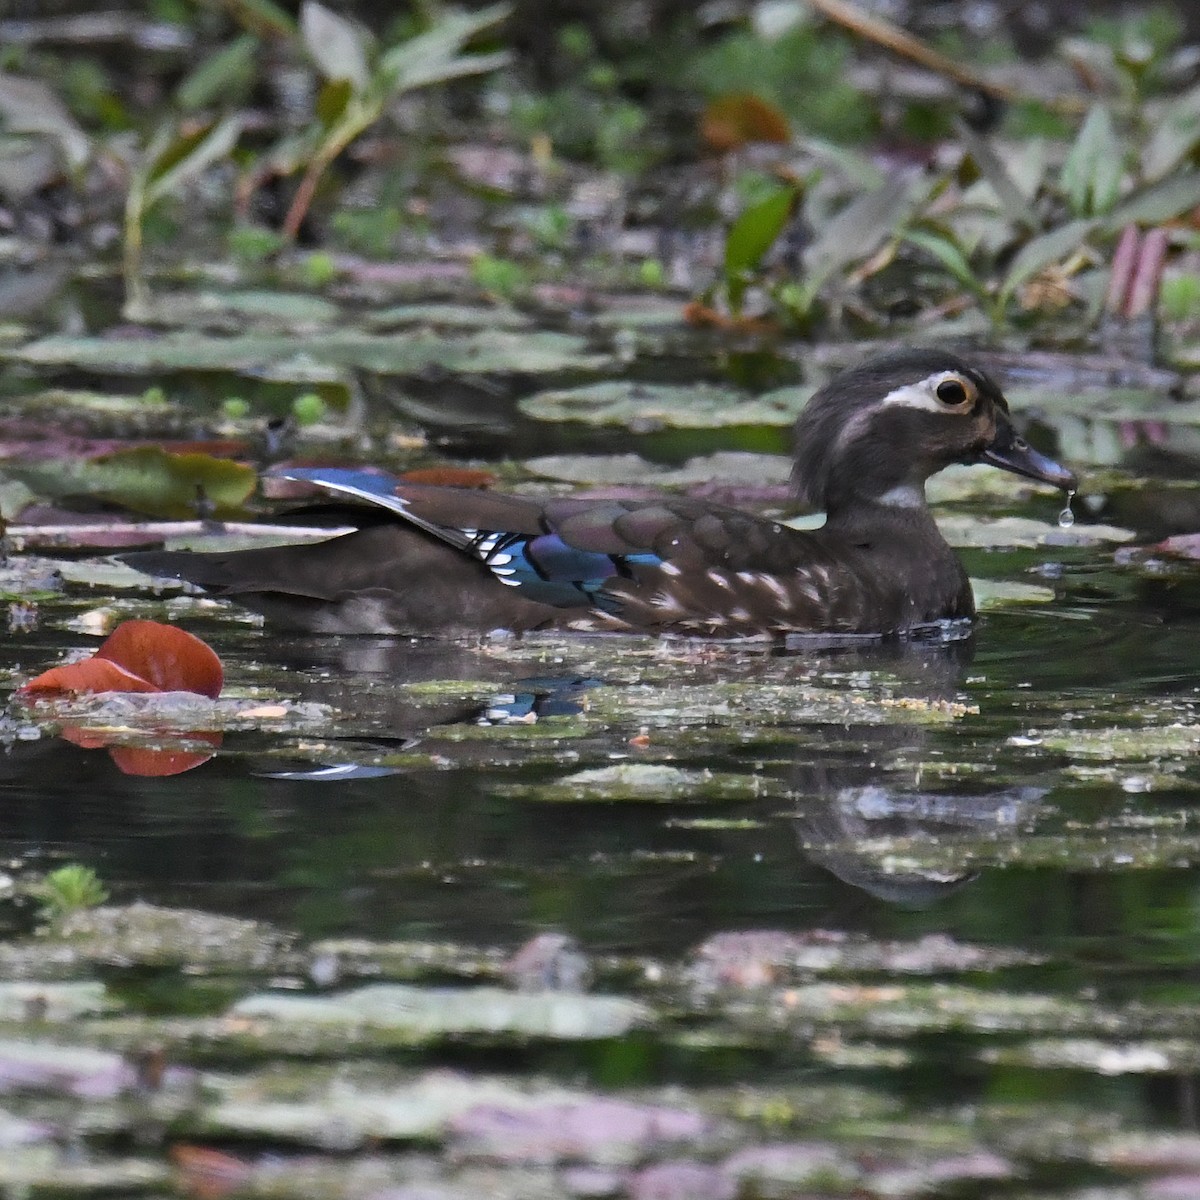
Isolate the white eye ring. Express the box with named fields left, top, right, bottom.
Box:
left=935, top=377, right=971, bottom=406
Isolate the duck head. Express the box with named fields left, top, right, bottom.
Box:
left=792, top=348, right=1076, bottom=513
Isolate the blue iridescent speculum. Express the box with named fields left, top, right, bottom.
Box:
left=475, top=531, right=661, bottom=611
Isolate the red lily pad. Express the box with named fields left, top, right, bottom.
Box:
left=398, top=466, right=497, bottom=489
left=27, top=659, right=163, bottom=696
left=21, top=619, right=223, bottom=698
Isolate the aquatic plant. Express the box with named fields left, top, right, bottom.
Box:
left=34, top=865, right=109, bottom=924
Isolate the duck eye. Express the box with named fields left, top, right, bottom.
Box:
left=936, top=378, right=970, bottom=406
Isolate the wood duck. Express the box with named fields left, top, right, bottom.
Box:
left=124, top=349, right=1076, bottom=639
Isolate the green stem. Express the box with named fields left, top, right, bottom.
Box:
left=282, top=106, right=376, bottom=242
left=123, top=184, right=147, bottom=318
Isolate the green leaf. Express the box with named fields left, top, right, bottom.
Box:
left=224, top=0, right=296, bottom=37
left=384, top=49, right=511, bottom=94
left=795, top=135, right=884, bottom=190
left=11, top=447, right=257, bottom=520
left=1142, top=83, right=1200, bottom=180
left=7, top=330, right=611, bottom=377
left=144, top=116, right=243, bottom=208
left=301, top=1, right=371, bottom=91
left=94, top=447, right=258, bottom=519
left=903, top=228, right=986, bottom=297
left=175, top=35, right=259, bottom=111
left=724, top=185, right=797, bottom=311
left=0, top=71, right=90, bottom=168
left=379, top=4, right=510, bottom=92
left=957, top=123, right=1040, bottom=229
left=1060, top=105, right=1124, bottom=216
left=1106, top=170, right=1200, bottom=228
left=316, top=78, right=354, bottom=128
left=794, top=175, right=934, bottom=310
left=999, top=218, right=1098, bottom=305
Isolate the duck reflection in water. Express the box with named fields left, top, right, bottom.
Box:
left=780, top=632, right=1047, bottom=907
left=1, top=626, right=1049, bottom=912
left=264, top=627, right=1050, bottom=909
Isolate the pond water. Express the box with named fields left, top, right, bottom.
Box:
left=2, top=311, right=1200, bottom=1193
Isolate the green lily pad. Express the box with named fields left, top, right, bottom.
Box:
left=232, top=983, right=650, bottom=1040
left=206, top=1070, right=561, bottom=1144
left=0, top=982, right=114, bottom=1021
left=52, top=902, right=293, bottom=971
left=366, top=303, right=535, bottom=331
left=937, top=514, right=1134, bottom=548
left=504, top=763, right=768, bottom=803
left=589, top=297, right=690, bottom=329
left=970, top=578, right=1056, bottom=608
left=524, top=451, right=791, bottom=487
left=927, top=463, right=1064, bottom=504
left=7, top=330, right=611, bottom=377
left=9, top=446, right=257, bottom=519
left=584, top=681, right=976, bottom=731
left=0, top=477, right=35, bottom=520
left=519, top=381, right=814, bottom=429
left=148, top=289, right=341, bottom=328
left=13, top=387, right=169, bottom=418
left=0, top=1149, right=168, bottom=1192
left=986, top=1037, right=1198, bottom=1074
left=1028, top=725, right=1200, bottom=760
left=1007, top=385, right=1186, bottom=419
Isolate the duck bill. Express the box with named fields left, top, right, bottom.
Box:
left=980, top=420, right=1077, bottom=492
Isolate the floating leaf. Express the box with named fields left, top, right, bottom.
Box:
left=1060, top=105, right=1124, bottom=216
left=148, top=289, right=341, bottom=329
left=84, top=446, right=257, bottom=520
left=301, top=1, right=371, bottom=91
left=702, top=93, right=791, bottom=152
left=170, top=1146, right=253, bottom=1197
left=7, top=330, right=610, bottom=377
left=25, top=658, right=162, bottom=697
left=0, top=478, right=35, bottom=520
left=21, top=619, right=223, bottom=698
left=937, top=514, right=1134, bottom=549
left=970, top=578, right=1056, bottom=608
left=398, top=466, right=497, bottom=488
left=94, top=620, right=224, bottom=697
left=519, top=381, right=813, bottom=429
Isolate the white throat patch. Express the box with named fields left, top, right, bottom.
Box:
left=875, top=483, right=927, bottom=508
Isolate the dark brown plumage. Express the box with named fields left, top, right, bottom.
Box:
left=123, top=349, right=1075, bottom=639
